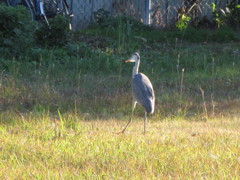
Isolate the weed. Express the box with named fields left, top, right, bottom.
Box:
left=176, top=14, right=191, bottom=31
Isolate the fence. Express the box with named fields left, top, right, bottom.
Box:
left=2, top=0, right=238, bottom=30
left=68, top=0, right=240, bottom=30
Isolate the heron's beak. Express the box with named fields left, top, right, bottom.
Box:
left=125, top=59, right=135, bottom=63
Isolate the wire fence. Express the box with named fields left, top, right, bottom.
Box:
left=1, top=0, right=239, bottom=30
left=68, top=0, right=239, bottom=30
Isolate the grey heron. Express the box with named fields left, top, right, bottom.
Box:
left=121, top=52, right=155, bottom=133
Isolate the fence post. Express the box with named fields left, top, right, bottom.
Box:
left=165, top=0, right=169, bottom=27
left=90, top=0, right=94, bottom=23
left=144, top=0, right=151, bottom=25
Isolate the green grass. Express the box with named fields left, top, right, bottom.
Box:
left=79, top=25, right=239, bottom=44
left=2, top=42, right=240, bottom=117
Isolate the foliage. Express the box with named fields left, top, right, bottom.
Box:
left=93, top=8, right=110, bottom=25
left=212, top=3, right=222, bottom=28
left=0, top=4, right=36, bottom=57
left=221, top=0, right=240, bottom=29
left=35, top=15, right=71, bottom=47
left=175, top=14, right=191, bottom=31
left=0, top=5, right=72, bottom=59
left=212, top=1, right=240, bottom=29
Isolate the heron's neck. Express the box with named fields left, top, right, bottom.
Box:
left=132, top=59, right=140, bottom=78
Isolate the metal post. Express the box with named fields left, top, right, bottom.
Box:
left=91, top=0, right=95, bottom=23
left=70, top=0, right=73, bottom=11
left=144, top=0, right=151, bottom=25
left=165, top=0, right=169, bottom=27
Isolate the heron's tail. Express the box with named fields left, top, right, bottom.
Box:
left=144, top=99, right=154, bottom=114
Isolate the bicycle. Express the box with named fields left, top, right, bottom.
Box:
left=1, top=0, right=73, bottom=30
left=23, top=0, right=49, bottom=25
left=50, top=0, right=73, bottom=30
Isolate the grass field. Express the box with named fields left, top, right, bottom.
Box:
left=0, top=113, right=239, bottom=179
left=1, top=26, right=240, bottom=178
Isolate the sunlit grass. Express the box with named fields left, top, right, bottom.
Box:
left=0, top=112, right=239, bottom=179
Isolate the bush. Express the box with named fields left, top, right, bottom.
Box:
left=35, top=15, right=71, bottom=47
left=223, top=1, right=240, bottom=29
left=0, top=4, right=36, bottom=57
left=212, top=1, right=240, bottom=29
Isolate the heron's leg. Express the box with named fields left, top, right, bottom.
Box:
left=144, top=111, right=147, bottom=134
left=121, top=101, right=137, bottom=133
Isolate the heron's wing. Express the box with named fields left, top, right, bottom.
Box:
left=132, top=73, right=155, bottom=113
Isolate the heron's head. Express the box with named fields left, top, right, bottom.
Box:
left=125, top=52, right=140, bottom=63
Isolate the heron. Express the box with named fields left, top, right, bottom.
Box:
left=121, top=52, right=155, bottom=134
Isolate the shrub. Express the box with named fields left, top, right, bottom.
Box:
left=212, top=1, right=240, bottom=29
left=35, top=15, right=71, bottom=47
left=0, top=4, right=36, bottom=57
left=223, top=0, right=240, bottom=29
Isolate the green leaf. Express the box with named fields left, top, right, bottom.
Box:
left=212, top=3, right=216, bottom=12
